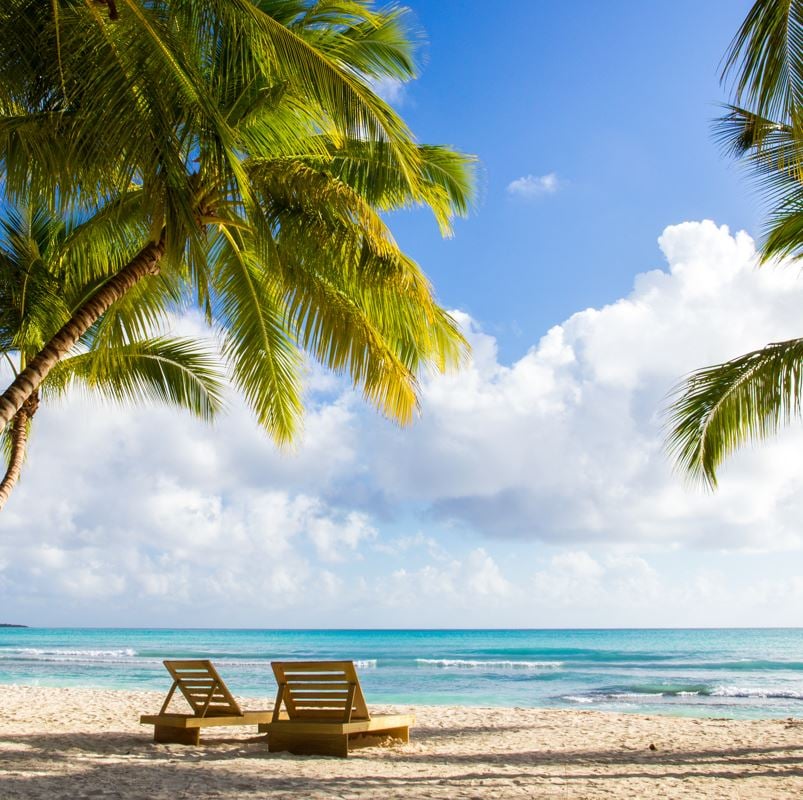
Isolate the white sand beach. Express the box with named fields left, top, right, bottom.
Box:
left=1, top=685, right=802, bottom=798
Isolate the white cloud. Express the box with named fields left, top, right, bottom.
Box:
left=307, top=511, right=376, bottom=562
left=383, top=547, right=511, bottom=608
left=372, top=532, right=448, bottom=560
left=5, top=220, right=803, bottom=625
left=464, top=548, right=512, bottom=596
left=368, top=76, right=408, bottom=106
left=532, top=551, right=660, bottom=608
left=0, top=416, right=375, bottom=623
left=507, top=172, right=559, bottom=198
left=363, top=221, right=803, bottom=552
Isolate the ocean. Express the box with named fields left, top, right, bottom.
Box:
left=2, top=627, right=803, bottom=719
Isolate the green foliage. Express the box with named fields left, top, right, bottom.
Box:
left=667, top=0, right=803, bottom=485
left=0, top=0, right=476, bottom=449
left=716, top=0, right=803, bottom=260
left=722, top=0, right=803, bottom=126
left=0, top=203, right=226, bottom=425
left=0, top=0, right=426, bottom=257
left=43, top=336, right=226, bottom=420
left=667, top=338, right=803, bottom=487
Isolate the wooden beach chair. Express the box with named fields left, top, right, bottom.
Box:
left=259, top=660, right=415, bottom=757
left=140, top=659, right=272, bottom=744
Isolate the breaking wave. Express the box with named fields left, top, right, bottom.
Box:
left=417, top=658, right=563, bottom=670
left=1, top=648, right=138, bottom=663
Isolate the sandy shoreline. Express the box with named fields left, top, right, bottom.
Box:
left=1, top=685, right=802, bottom=798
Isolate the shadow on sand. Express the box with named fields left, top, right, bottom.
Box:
left=1, top=728, right=802, bottom=798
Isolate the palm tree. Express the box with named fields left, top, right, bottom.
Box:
left=0, top=1, right=474, bottom=437
left=666, top=0, right=803, bottom=487
left=0, top=129, right=472, bottom=508
left=0, top=204, right=226, bottom=509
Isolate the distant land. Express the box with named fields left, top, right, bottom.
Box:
left=0, top=624, right=27, bottom=628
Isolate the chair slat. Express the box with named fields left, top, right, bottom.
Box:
left=179, top=680, right=217, bottom=686
left=163, top=660, right=242, bottom=717
left=272, top=661, right=369, bottom=722
left=287, top=708, right=356, bottom=719
left=293, top=699, right=353, bottom=707
left=281, top=663, right=353, bottom=672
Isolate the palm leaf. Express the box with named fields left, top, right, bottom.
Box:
left=666, top=337, right=803, bottom=487
left=278, top=259, right=421, bottom=424
left=714, top=104, right=803, bottom=259
left=211, top=227, right=303, bottom=442
left=41, top=335, right=226, bottom=420
left=722, top=0, right=803, bottom=124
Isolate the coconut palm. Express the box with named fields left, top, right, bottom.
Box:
left=0, top=101, right=478, bottom=506
left=0, top=111, right=473, bottom=510
left=0, top=0, right=474, bottom=436
left=214, top=137, right=472, bottom=437
left=0, top=203, right=226, bottom=509
left=666, top=0, right=803, bottom=487
left=0, top=128, right=472, bottom=507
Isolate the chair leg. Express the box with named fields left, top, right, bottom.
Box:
left=154, top=725, right=200, bottom=745
left=379, top=725, right=409, bottom=743
left=269, top=732, right=349, bottom=757
left=348, top=726, right=409, bottom=751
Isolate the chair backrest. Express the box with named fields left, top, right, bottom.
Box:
left=161, top=659, right=242, bottom=718
left=271, top=661, right=369, bottom=723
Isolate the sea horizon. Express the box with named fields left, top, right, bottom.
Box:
left=7, top=625, right=803, bottom=631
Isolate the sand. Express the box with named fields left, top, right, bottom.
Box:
left=1, top=685, right=802, bottom=798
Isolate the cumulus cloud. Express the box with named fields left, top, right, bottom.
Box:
left=363, top=221, right=803, bottom=551
left=384, top=547, right=511, bottom=608
left=307, top=511, right=376, bottom=562
left=507, top=172, right=559, bottom=198
left=4, top=220, right=803, bottom=624
left=532, top=551, right=660, bottom=607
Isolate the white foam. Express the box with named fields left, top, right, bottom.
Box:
left=711, top=686, right=803, bottom=700
left=13, top=648, right=136, bottom=659
left=416, top=659, right=563, bottom=670
left=0, top=648, right=142, bottom=665
left=353, top=659, right=377, bottom=668
left=563, top=695, right=594, bottom=704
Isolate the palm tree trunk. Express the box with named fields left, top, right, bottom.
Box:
left=0, top=392, right=39, bottom=511
left=0, top=236, right=165, bottom=433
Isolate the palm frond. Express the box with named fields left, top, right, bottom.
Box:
left=212, top=227, right=304, bottom=443
left=714, top=104, right=803, bottom=260
left=666, top=337, right=803, bottom=487
left=41, top=336, right=226, bottom=420
left=56, top=189, right=151, bottom=285
left=289, top=1, right=420, bottom=82
left=311, top=140, right=475, bottom=235
left=722, top=0, right=803, bottom=125
left=216, top=0, right=419, bottom=167
left=0, top=1, right=477, bottom=453
left=79, top=271, right=185, bottom=349
left=0, top=204, right=73, bottom=354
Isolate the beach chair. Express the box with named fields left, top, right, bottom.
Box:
left=259, top=660, right=415, bottom=757
left=140, top=659, right=272, bottom=744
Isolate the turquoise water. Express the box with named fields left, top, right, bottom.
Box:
left=2, top=628, right=803, bottom=719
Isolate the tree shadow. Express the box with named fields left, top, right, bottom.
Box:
left=1, top=728, right=802, bottom=798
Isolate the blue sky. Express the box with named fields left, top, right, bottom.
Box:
left=393, top=0, right=757, bottom=357
left=7, top=0, right=803, bottom=628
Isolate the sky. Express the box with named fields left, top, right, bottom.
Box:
left=6, top=0, right=803, bottom=629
